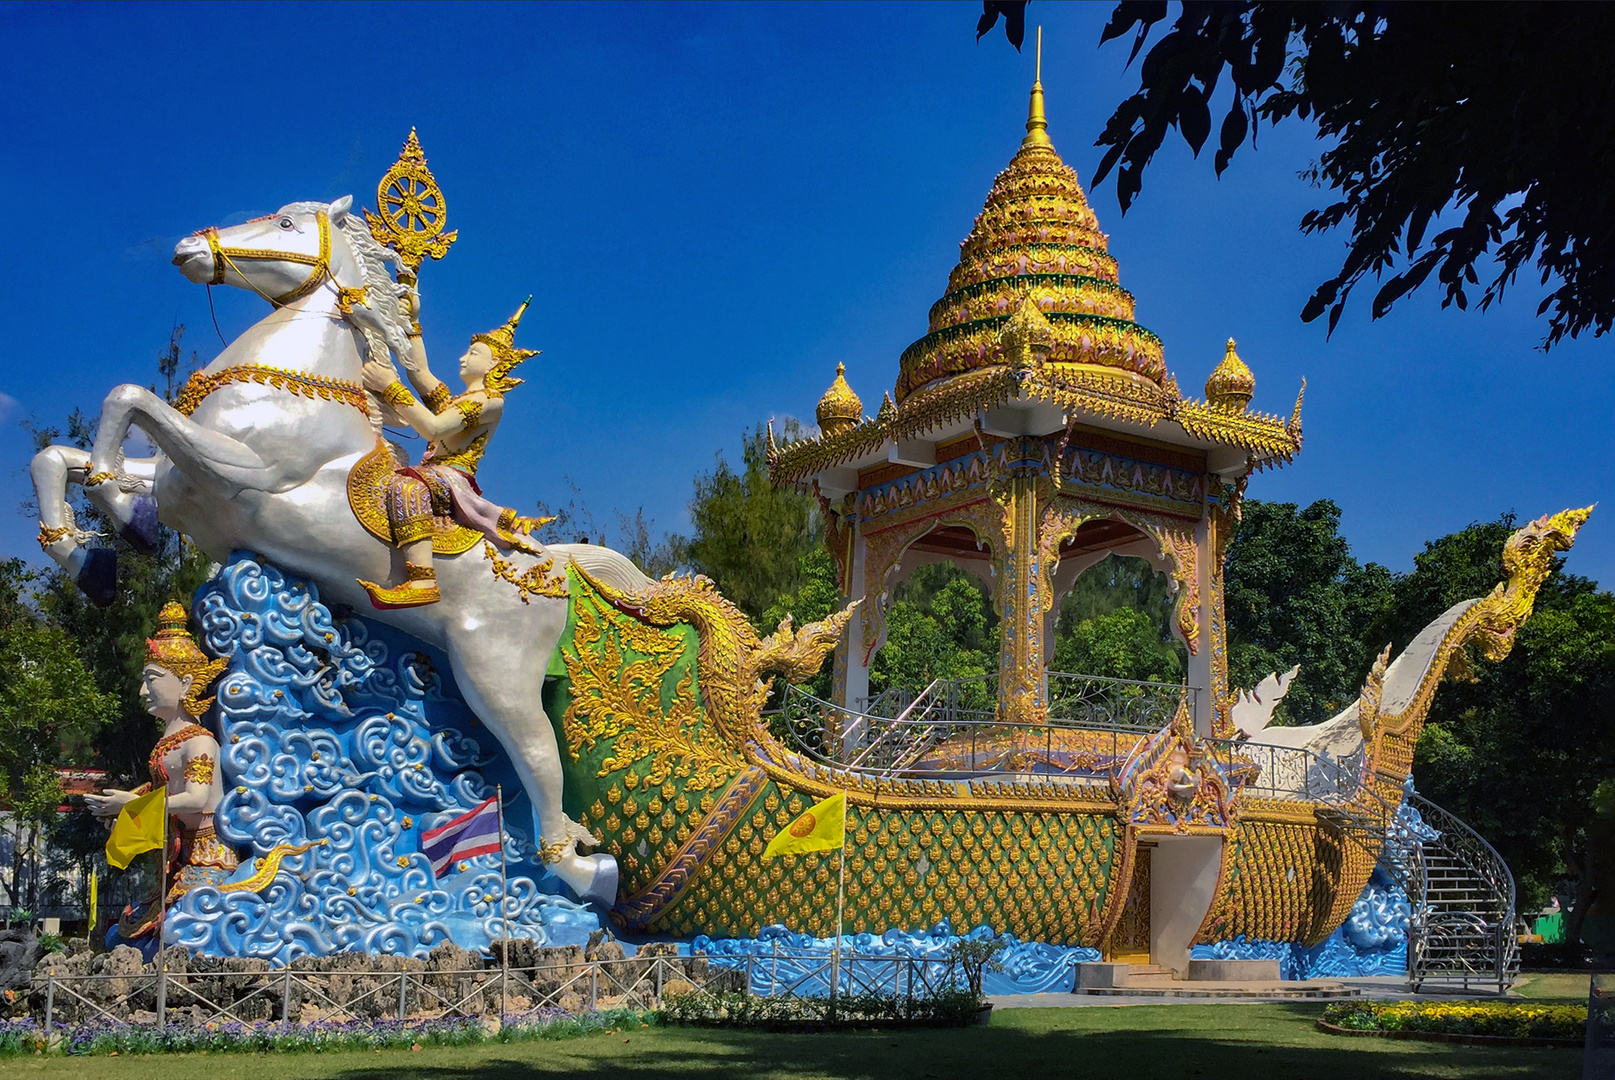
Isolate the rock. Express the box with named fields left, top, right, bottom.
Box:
left=103, top=945, right=145, bottom=1000
left=0, top=929, right=44, bottom=991
left=585, top=937, right=625, bottom=963
left=426, top=943, right=482, bottom=972
left=637, top=942, right=680, bottom=958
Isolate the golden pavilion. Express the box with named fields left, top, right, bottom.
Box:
left=768, top=69, right=1304, bottom=738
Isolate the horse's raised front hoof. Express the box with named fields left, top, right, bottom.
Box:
left=118, top=496, right=161, bottom=556
left=76, top=548, right=118, bottom=608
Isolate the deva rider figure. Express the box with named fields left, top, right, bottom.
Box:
left=358, top=293, right=550, bottom=609
left=86, top=602, right=235, bottom=945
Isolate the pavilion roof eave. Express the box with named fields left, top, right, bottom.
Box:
left=769, top=366, right=1303, bottom=489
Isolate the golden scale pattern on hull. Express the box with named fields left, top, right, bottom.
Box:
left=546, top=510, right=1588, bottom=949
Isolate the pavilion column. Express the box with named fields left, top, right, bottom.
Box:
left=834, top=518, right=871, bottom=714
left=1186, top=506, right=1214, bottom=736
left=995, top=469, right=1047, bottom=721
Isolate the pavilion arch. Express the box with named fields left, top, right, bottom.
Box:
left=1037, top=498, right=1202, bottom=660
left=858, top=506, right=1005, bottom=662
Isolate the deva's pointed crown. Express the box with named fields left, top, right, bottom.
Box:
left=472, top=296, right=540, bottom=397
left=146, top=601, right=229, bottom=716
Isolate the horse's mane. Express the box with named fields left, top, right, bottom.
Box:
left=285, top=200, right=417, bottom=437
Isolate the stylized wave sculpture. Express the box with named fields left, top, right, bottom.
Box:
left=166, top=555, right=598, bottom=964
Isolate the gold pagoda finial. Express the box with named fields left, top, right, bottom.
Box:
left=816, top=363, right=863, bottom=438
left=1022, top=26, right=1052, bottom=150
left=474, top=297, right=540, bottom=398
left=1206, top=337, right=1255, bottom=412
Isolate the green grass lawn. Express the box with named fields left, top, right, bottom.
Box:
left=0, top=1005, right=1580, bottom=1080
left=1514, top=971, right=1591, bottom=1002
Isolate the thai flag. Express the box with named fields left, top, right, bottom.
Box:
left=420, top=795, right=501, bottom=878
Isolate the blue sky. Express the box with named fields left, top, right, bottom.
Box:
left=1, top=1, right=1609, bottom=586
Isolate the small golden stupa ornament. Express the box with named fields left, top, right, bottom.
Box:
left=364, top=128, right=459, bottom=279
left=1000, top=296, right=1056, bottom=371
left=1205, top=338, right=1255, bottom=412
left=816, top=364, right=863, bottom=437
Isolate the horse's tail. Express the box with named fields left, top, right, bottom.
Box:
left=549, top=544, right=656, bottom=594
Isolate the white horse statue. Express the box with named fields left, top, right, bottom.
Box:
left=31, top=196, right=642, bottom=907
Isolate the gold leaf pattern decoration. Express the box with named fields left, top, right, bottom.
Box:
left=560, top=575, right=742, bottom=794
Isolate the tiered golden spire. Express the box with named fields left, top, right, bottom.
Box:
left=893, top=30, right=1165, bottom=402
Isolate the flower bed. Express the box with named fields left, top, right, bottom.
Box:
left=0, top=1006, right=660, bottom=1057
left=661, top=989, right=985, bottom=1029
left=1320, top=1000, right=1585, bottom=1045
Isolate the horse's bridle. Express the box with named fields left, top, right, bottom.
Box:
left=201, top=210, right=362, bottom=309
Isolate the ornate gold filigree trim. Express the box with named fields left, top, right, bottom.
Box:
left=174, top=365, right=371, bottom=420
left=482, top=541, right=566, bottom=604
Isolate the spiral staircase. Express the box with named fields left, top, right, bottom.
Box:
left=769, top=673, right=1519, bottom=993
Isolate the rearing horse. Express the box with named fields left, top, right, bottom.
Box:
left=32, top=196, right=636, bottom=907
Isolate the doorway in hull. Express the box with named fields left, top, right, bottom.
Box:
left=1108, top=843, right=1152, bottom=963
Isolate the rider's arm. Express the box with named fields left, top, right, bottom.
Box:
left=397, top=288, right=451, bottom=413
left=363, top=364, right=500, bottom=440
left=401, top=335, right=452, bottom=414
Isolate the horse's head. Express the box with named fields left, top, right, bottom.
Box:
left=174, top=196, right=415, bottom=370
left=173, top=196, right=363, bottom=306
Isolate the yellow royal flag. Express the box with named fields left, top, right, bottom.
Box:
left=763, top=791, right=846, bottom=858
left=88, top=867, right=97, bottom=931
left=105, top=788, right=166, bottom=870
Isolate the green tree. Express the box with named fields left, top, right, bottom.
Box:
left=1053, top=607, right=1183, bottom=684
left=869, top=565, right=997, bottom=710
left=684, top=423, right=821, bottom=625
left=1078, top=3, right=1615, bottom=345
left=1397, top=519, right=1615, bottom=929
left=1051, top=555, right=1185, bottom=682
left=0, top=560, right=117, bottom=909
left=1223, top=499, right=1394, bottom=724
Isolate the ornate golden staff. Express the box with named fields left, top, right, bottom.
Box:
left=364, top=127, right=458, bottom=287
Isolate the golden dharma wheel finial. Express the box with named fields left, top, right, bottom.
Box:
left=364, top=127, right=459, bottom=278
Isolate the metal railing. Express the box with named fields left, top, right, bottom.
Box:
left=1205, top=736, right=1517, bottom=994
left=1400, top=792, right=1518, bottom=993
left=33, top=953, right=745, bottom=1032
left=774, top=673, right=1197, bottom=780
left=29, top=947, right=980, bottom=1033
left=855, top=672, right=1195, bottom=732
left=702, top=947, right=967, bottom=1000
